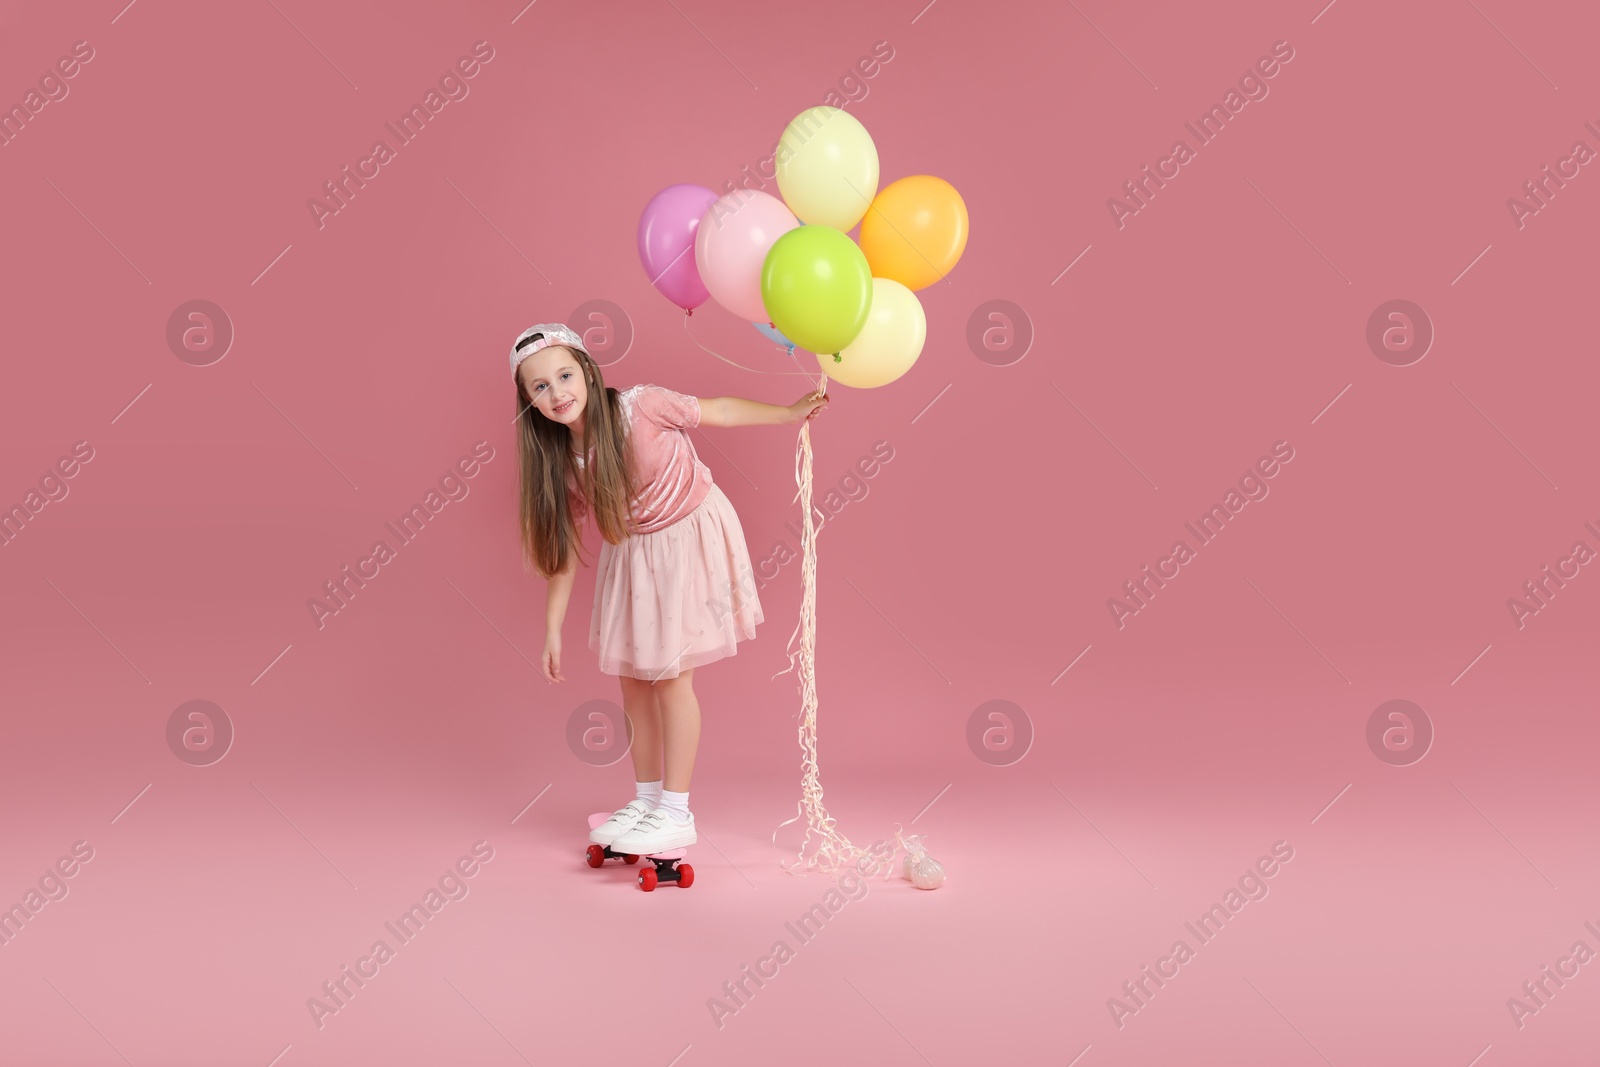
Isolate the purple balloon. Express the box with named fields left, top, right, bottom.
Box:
left=638, top=184, right=717, bottom=312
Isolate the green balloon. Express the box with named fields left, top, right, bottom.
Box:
left=760, top=225, right=873, bottom=354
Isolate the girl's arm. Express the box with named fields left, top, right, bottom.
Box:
left=545, top=551, right=579, bottom=633
left=700, top=390, right=828, bottom=428
left=540, top=551, right=579, bottom=683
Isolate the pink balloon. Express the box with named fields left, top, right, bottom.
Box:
left=638, top=184, right=718, bottom=312
left=694, top=191, right=799, bottom=323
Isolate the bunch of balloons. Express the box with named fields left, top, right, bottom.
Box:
left=636, top=106, right=968, bottom=389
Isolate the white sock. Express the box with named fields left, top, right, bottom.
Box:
left=636, top=780, right=663, bottom=807
left=659, top=788, right=690, bottom=821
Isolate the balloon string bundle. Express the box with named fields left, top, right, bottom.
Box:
left=768, top=373, right=884, bottom=879
left=680, top=316, right=876, bottom=878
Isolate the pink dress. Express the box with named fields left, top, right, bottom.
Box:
left=571, top=384, right=764, bottom=681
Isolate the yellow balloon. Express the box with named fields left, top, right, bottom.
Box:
left=859, top=175, right=969, bottom=291
left=774, top=106, right=879, bottom=232
left=823, top=278, right=925, bottom=389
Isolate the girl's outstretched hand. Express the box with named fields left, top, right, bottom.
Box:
left=541, top=632, right=565, bottom=683
left=789, top=389, right=829, bottom=424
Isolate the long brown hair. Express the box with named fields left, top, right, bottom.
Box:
left=515, top=343, right=639, bottom=578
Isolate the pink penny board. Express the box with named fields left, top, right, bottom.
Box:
left=587, top=812, right=686, bottom=860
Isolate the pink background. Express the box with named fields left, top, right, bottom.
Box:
left=2, top=0, right=1598, bottom=1063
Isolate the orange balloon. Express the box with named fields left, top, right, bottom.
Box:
left=858, top=175, right=968, bottom=291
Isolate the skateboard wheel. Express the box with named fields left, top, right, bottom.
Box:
left=677, top=863, right=694, bottom=888
left=585, top=844, right=605, bottom=868
left=624, top=854, right=640, bottom=865
left=639, top=867, right=658, bottom=892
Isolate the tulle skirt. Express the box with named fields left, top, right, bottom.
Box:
left=590, top=482, right=763, bottom=680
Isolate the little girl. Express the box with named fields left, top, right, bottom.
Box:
left=510, top=323, right=828, bottom=856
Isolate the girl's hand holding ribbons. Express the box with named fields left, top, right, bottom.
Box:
left=789, top=389, right=829, bottom=424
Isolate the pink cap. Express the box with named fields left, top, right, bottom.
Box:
left=510, top=323, right=589, bottom=378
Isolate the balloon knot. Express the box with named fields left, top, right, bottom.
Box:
left=832, top=353, right=842, bottom=362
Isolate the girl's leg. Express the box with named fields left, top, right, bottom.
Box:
left=654, top=668, right=699, bottom=792
left=620, top=675, right=662, bottom=783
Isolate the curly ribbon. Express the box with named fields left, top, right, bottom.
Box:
left=680, top=313, right=881, bottom=879
left=768, top=367, right=886, bottom=879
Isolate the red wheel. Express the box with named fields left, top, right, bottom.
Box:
left=585, top=844, right=605, bottom=868
left=677, top=863, right=694, bottom=888
left=624, top=854, right=640, bottom=865
left=638, top=867, right=658, bottom=892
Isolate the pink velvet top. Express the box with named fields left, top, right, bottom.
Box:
left=567, top=384, right=713, bottom=535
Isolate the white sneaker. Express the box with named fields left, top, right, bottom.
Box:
left=611, top=809, right=696, bottom=853
left=589, top=799, right=655, bottom=846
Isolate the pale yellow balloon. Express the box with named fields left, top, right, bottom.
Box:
left=775, top=106, right=879, bottom=232
left=822, top=278, right=925, bottom=389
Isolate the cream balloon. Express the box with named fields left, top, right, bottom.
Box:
left=774, top=106, right=879, bottom=232
left=822, top=278, right=925, bottom=389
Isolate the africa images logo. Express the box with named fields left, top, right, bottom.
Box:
left=306, top=41, right=496, bottom=229
left=1106, top=39, right=1297, bottom=229
left=1107, top=441, right=1296, bottom=629
left=306, top=442, right=494, bottom=629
